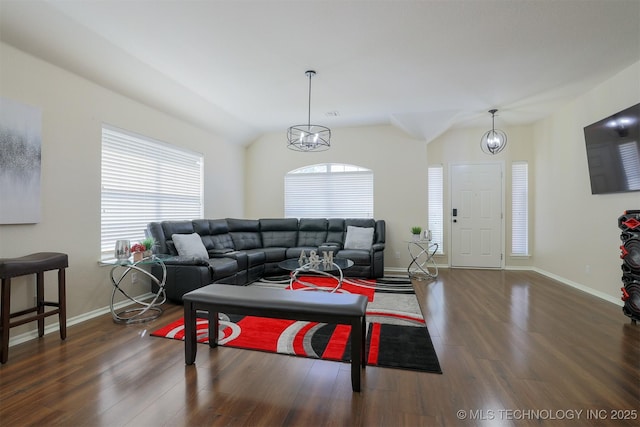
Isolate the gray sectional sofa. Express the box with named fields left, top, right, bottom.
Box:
left=146, top=218, right=385, bottom=302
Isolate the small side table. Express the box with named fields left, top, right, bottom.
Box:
left=109, top=255, right=167, bottom=324
left=407, top=240, right=439, bottom=279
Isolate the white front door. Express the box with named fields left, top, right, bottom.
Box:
left=450, top=163, right=503, bottom=268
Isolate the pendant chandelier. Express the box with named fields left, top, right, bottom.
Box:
left=287, top=70, right=331, bottom=152
left=480, top=109, right=507, bottom=155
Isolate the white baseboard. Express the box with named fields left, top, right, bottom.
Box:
left=384, top=267, right=409, bottom=275
left=8, top=292, right=155, bottom=348
left=389, top=265, right=622, bottom=307
left=385, top=264, right=448, bottom=276
left=528, top=267, right=623, bottom=307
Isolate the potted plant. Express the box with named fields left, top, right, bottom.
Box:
left=141, top=237, right=155, bottom=253
left=411, top=226, right=422, bottom=241
left=131, top=237, right=155, bottom=261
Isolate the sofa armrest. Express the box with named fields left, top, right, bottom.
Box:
left=372, top=242, right=385, bottom=252
left=209, top=248, right=234, bottom=256
left=162, top=256, right=211, bottom=267
left=321, top=242, right=343, bottom=249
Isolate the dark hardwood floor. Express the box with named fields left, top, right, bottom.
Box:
left=1, top=269, right=638, bottom=426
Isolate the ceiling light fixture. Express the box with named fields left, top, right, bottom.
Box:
left=287, top=70, right=331, bottom=152
left=480, top=109, right=507, bottom=155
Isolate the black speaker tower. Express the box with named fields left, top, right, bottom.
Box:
left=618, top=210, right=640, bottom=323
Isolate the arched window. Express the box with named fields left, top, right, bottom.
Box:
left=284, top=163, right=373, bottom=218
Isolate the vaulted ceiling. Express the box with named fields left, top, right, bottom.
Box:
left=1, top=0, right=639, bottom=145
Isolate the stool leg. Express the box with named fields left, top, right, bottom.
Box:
left=58, top=268, right=66, bottom=340
left=1, top=278, right=10, bottom=364
left=36, top=272, right=45, bottom=337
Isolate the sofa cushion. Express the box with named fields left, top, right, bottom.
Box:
left=344, top=226, right=374, bottom=250
left=297, top=218, right=328, bottom=247
left=162, top=220, right=195, bottom=237
left=227, top=218, right=262, bottom=250
left=230, top=232, right=262, bottom=250
left=172, top=233, right=209, bottom=260
left=326, top=218, right=345, bottom=246
left=260, top=218, right=298, bottom=247
left=260, top=247, right=288, bottom=263
left=200, top=219, right=234, bottom=251
left=211, top=233, right=235, bottom=250
left=337, top=249, right=372, bottom=265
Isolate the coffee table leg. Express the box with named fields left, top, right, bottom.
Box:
left=184, top=301, right=197, bottom=365
left=351, top=316, right=363, bottom=392
left=208, top=309, right=219, bottom=348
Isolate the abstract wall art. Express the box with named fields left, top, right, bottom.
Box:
left=0, top=97, right=42, bottom=224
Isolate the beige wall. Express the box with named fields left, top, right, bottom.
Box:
left=0, top=42, right=244, bottom=338
left=532, top=61, right=640, bottom=303
left=246, top=125, right=428, bottom=270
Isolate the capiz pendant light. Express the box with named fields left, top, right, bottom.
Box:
left=287, top=70, right=331, bottom=152
left=480, top=109, right=507, bottom=155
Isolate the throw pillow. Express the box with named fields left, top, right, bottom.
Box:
left=171, top=233, right=209, bottom=260
left=343, top=226, right=374, bottom=250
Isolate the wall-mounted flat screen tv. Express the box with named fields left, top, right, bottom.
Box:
left=584, top=102, right=640, bottom=195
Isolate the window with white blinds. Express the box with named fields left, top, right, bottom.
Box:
left=511, top=161, right=529, bottom=256
left=427, top=165, right=444, bottom=254
left=101, top=125, right=203, bottom=259
left=284, top=163, right=373, bottom=218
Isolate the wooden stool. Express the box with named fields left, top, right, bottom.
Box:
left=0, top=252, right=68, bottom=363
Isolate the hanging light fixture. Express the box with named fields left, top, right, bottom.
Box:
left=480, top=109, right=507, bottom=155
left=287, top=70, right=331, bottom=152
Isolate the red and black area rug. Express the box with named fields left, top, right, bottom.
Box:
left=151, top=276, right=442, bottom=373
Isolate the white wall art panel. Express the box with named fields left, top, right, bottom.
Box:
left=0, top=97, right=42, bottom=224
